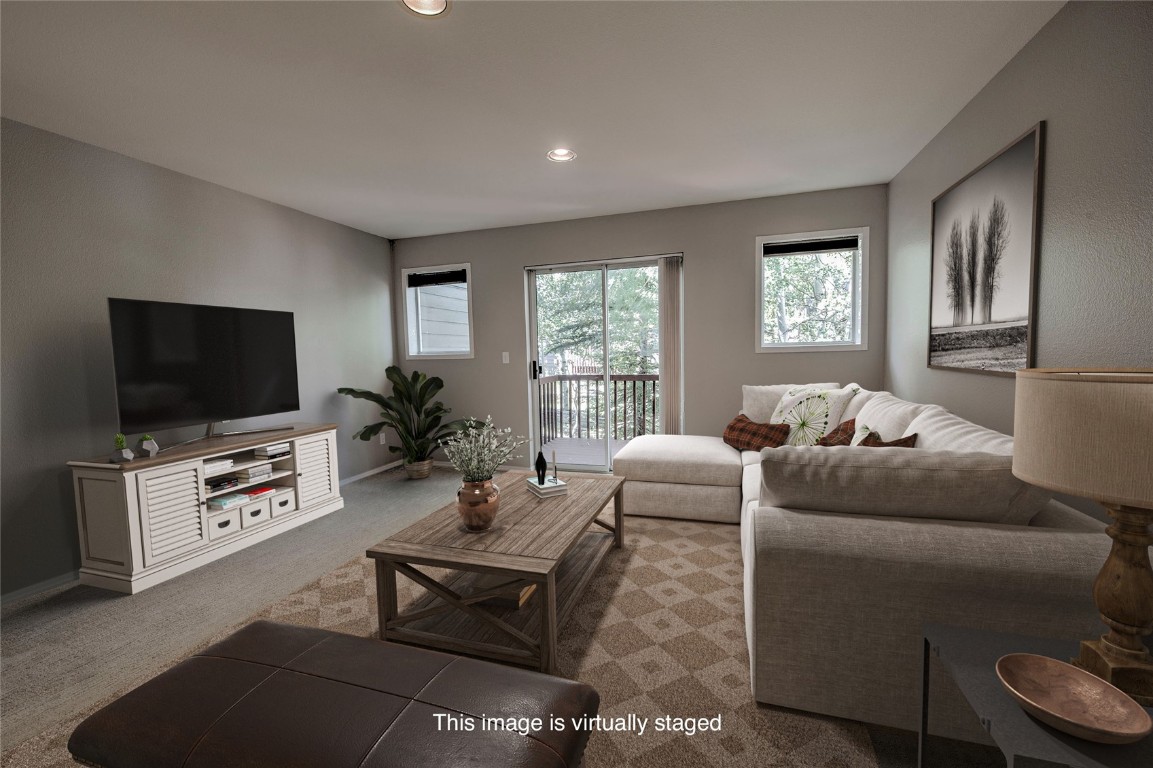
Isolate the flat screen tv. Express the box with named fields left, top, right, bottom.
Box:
left=108, top=298, right=300, bottom=435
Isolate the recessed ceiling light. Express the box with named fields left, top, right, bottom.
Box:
left=402, top=0, right=448, bottom=17
left=547, top=148, right=576, bottom=162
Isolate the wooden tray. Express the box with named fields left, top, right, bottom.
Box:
left=996, top=653, right=1153, bottom=744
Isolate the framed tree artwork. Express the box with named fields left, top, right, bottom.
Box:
left=928, top=122, right=1043, bottom=376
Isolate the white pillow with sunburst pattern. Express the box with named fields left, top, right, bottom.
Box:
left=770, top=384, right=862, bottom=446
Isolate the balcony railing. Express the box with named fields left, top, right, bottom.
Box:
left=539, top=374, right=659, bottom=445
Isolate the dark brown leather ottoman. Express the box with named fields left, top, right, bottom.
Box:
left=68, top=620, right=599, bottom=768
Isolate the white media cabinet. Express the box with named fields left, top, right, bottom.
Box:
left=68, top=423, right=343, bottom=593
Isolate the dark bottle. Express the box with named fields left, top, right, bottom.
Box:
left=534, top=450, right=548, bottom=485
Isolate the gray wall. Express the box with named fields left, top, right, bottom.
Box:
left=1, top=119, right=395, bottom=598
left=886, top=2, right=1153, bottom=433
left=394, top=185, right=888, bottom=452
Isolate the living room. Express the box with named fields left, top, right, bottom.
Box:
left=2, top=2, right=1151, bottom=767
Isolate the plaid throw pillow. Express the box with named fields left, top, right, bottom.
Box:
left=861, top=432, right=918, bottom=448
left=817, top=418, right=856, bottom=447
left=723, top=415, right=791, bottom=452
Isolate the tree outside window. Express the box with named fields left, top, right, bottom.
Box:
left=756, top=229, right=867, bottom=352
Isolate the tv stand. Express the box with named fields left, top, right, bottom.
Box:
left=163, top=422, right=298, bottom=452
left=68, top=423, right=342, bottom=593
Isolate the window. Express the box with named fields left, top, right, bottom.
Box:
left=755, top=227, right=868, bottom=352
left=403, top=263, right=474, bottom=358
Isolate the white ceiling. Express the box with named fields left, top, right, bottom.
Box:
left=1, top=1, right=1063, bottom=239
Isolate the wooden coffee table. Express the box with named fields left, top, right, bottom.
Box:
left=367, top=471, right=625, bottom=674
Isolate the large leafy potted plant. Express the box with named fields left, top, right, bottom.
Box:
left=337, top=366, right=466, bottom=479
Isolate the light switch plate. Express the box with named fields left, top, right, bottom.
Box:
left=502, top=351, right=510, bottom=364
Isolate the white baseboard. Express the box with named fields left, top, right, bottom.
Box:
left=340, top=460, right=403, bottom=486
left=1, top=571, right=80, bottom=607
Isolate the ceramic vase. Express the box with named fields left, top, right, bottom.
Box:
left=109, top=448, right=134, bottom=464
left=457, top=479, right=500, bottom=531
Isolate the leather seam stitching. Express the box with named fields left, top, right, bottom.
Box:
left=178, top=635, right=334, bottom=768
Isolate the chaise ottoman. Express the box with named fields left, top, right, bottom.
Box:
left=612, top=434, right=744, bottom=523
left=68, top=620, right=599, bottom=768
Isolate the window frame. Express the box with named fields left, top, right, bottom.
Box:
left=754, top=227, right=869, bottom=354
left=402, top=262, right=475, bottom=360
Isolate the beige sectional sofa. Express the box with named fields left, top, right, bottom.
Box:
left=612, top=385, right=1110, bottom=742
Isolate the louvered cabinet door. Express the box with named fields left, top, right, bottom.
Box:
left=294, top=433, right=338, bottom=508
left=136, top=462, right=208, bottom=567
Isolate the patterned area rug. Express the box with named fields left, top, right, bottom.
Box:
left=2, top=515, right=879, bottom=767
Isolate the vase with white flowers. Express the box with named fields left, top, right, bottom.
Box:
left=441, top=416, right=526, bottom=531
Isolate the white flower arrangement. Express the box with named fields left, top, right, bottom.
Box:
left=441, top=416, right=527, bottom=482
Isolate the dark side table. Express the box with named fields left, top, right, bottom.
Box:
left=920, top=624, right=1153, bottom=768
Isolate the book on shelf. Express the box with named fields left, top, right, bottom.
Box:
left=206, top=477, right=239, bottom=493
left=526, top=476, right=567, bottom=497
left=255, top=444, right=291, bottom=459
left=236, top=464, right=273, bottom=478
left=204, top=459, right=234, bottom=474
left=473, top=574, right=537, bottom=610
left=207, top=493, right=247, bottom=510
left=241, top=486, right=276, bottom=500
left=483, top=585, right=537, bottom=609
left=237, top=469, right=273, bottom=480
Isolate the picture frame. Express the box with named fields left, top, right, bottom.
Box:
left=928, top=122, right=1044, bottom=376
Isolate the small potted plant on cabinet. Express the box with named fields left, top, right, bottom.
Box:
left=136, top=434, right=160, bottom=458
left=110, top=433, right=134, bottom=463
left=338, top=366, right=467, bottom=479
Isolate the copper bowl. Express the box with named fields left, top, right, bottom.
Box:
left=996, top=653, right=1152, bottom=744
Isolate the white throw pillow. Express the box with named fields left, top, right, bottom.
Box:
left=770, top=385, right=861, bottom=446
left=741, top=382, right=839, bottom=423
left=851, top=393, right=935, bottom=444
left=840, top=387, right=877, bottom=421
left=849, top=423, right=874, bottom=446
left=759, top=446, right=1051, bottom=525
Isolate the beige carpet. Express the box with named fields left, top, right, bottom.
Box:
left=2, top=514, right=879, bottom=767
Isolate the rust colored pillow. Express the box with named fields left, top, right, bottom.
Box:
left=817, top=418, right=856, bottom=447
left=861, top=432, right=918, bottom=448
left=723, top=415, right=791, bottom=452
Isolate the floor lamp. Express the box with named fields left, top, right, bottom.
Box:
left=1013, top=369, right=1153, bottom=705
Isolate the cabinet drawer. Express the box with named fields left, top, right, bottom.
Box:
left=207, top=509, right=242, bottom=541
left=269, top=489, right=297, bottom=518
left=240, top=498, right=272, bottom=529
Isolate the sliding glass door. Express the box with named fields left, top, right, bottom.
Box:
left=527, top=260, right=663, bottom=472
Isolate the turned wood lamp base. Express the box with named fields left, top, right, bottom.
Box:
left=1073, top=503, right=1153, bottom=706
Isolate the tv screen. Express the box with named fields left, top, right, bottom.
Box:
left=108, top=298, right=301, bottom=434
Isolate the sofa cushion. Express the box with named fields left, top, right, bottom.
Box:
left=621, top=480, right=741, bottom=524
left=723, top=415, right=790, bottom=452
left=903, top=406, right=1014, bottom=454
left=741, top=462, right=762, bottom=515
left=758, top=446, right=1051, bottom=525
left=771, top=385, right=861, bottom=446
left=851, top=392, right=934, bottom=443
left=841, top=387, right=879, bottom=421
left=817, top=418, right=856, bottom=447
left=741, top=383, right=839, bottom=423
left=613, top=434, right=742, bottom=487
left=741, top=450, right=762, bottom=466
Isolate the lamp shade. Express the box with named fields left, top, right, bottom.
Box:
left=1013, top=369, right=1153, bottom=508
